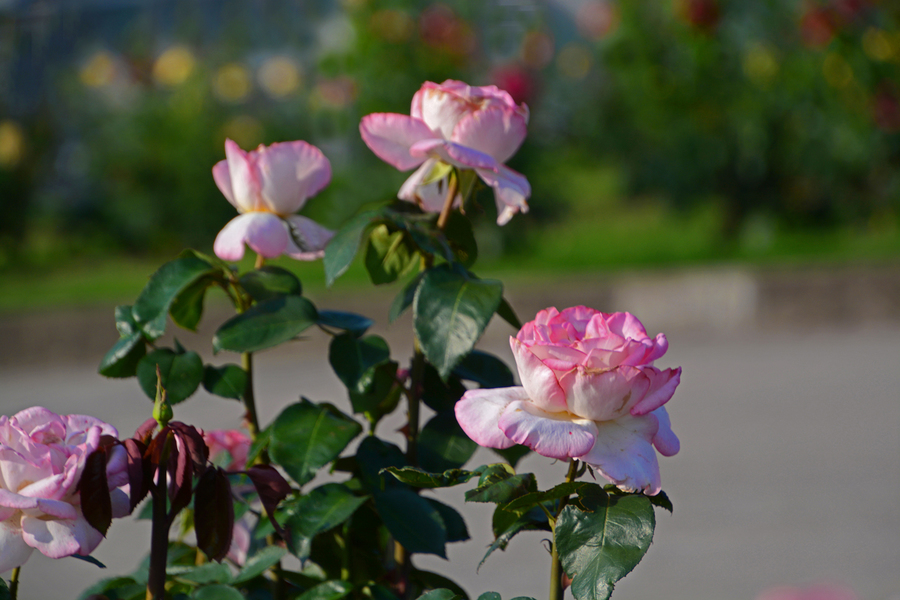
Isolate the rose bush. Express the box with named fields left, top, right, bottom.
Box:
left=360, top=79, right=531, bottom=224
left=0, top=407, right=129, bottom=572
left=213, top=139, right=335, bottom=261
left=456, top=306, right=681, bottom=495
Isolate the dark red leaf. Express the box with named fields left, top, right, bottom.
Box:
left=167, top=435, right=194, bottom=521
left=194, top=467, right=234, bottom=562
left=134, top=417, right=158, bottom=443
left=169, top=422, right=209, bottom=470
left=244, top=465, right=292, bottom=538
left=145, top=427, right=173, bottom=465
left=123, top=439, right=151, bottom=511
left=79, top=448, right=112, bottom=536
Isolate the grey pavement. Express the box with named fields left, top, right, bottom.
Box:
left=1, top=266, right=899, bottom=600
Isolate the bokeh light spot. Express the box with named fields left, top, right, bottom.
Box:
left=743, top=43, right=779, bottom=86
left=370, top=9, right=414, bottom=43
left=521, top=31, right=554, bottom=69
left=214, top=63, right=252, bottom=103
left=0, top=121, right=25, bottom=168
left=822, top=53, right=853, bottom=88
left=220, top=116, right=264, bottom=150
left=557, top=43, right=592, bottom=80
left=258, top=56, right=302, bottom=99
left=311, top=76, right=358, bottom=110
left=79, top=51, right=117, bottom=88
left=153, top=45, right=195, bottom=87
left=862, top=28, right=894, bottom=62
left=577, top=0, right=619, bottom=40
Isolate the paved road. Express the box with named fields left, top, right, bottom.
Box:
left=1, top=268, right=899, bottom=600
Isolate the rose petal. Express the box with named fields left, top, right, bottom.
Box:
left=475, top=165, right=531, bottom=225
left=510, top=338, right=568, bottom=413
left=0, top=522, right=34, bottom=573
left=20, top=516, right=82, bottom=559
left=409, top=139, right=499, bottom=171
left=224, top=139, right=259, bottom=212
left=212, top=159, right=236, bottom=209
left=558, top=365, right=651, bottom=422
left=284, top=215, right=335, bottom=261
left=214, top=212, right=289, bottom=262
left=455, top=387, right=526, bottom=450
left=256, top=140, right=331, bottom=215
left=650, top=406, right=679, bottom=457
left=360, top=113, right=435, bottom=171
left=630, top=367, right=681, bottom=416
left=451, top=105, right=528, bottom=163
left=397, top=159, right=462, bottom=213
left=575, top=413, right=662, bottom=495
left=413, top=82, right=472, bottom=138
left=497, top=401, right=597, bottom=460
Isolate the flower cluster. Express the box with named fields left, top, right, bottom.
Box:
left=456, top=306, right=681, bottom=495
left=0, top=407, right=129, bottom=572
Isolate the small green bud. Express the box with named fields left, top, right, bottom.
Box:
left=153, top=365, right=173, bottom=428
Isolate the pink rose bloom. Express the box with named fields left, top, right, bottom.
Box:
left=359, top=79, right=531, bottom=225
left=213, top=139, right=335, bottom=262
left=203, top=428, right=251, bottom=472
left=455, top=307, right=681, bottom=495
left=0, top=407, right=129, bottom=572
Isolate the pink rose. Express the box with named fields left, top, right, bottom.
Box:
left=0, top=407, right=130, bottom=572
left=455, top=307, right=681, bottom=495
left=756, top=583, right=858, bottom=600
left=203, top=428, right=251, bottom=472
left=359, top=79, right=531, bottom=225
left=213, top=139, right=335, bottom=262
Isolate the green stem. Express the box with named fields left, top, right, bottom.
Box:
left=241, top=351, right=263, bottom=446
left=147, top=437, right=173, bottom=600
left=550, top=459, right=580, bottom=600
left=9, top=566, right=20, bottom=600
left=436, top=172, right=459, bottom=231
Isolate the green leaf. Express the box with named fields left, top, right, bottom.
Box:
left=324, top=210, right=379, bottom=286
left=69, top=553, right=107, bottom=568
left=239, top=266, right=302, bottom=302
left=132, top=251, right=218, bottom=340
left=414, top=264, right=503, bottom=379
left=453, top=350, right=515, bottom=388
left=317, top=310, right=373, bottom=337
left=421, top=365, right=466, bottom=413
left=202, top=364, right=247, bottom=400
left=500, top=482, right=587, bottom=513
left=232, top=546, right=288, bottom=585
left=481, top=506, right=549, bottom=568
left=648, top=490, right=674, bottom=513
left=298, top=580, right=354, bottom=600
left=98, top=332, right=146, bottom=378
left=246, top=425, right=271, bottom=466
left=365, top=224, right=418, bottom=285
left=191, top=585, right=244, bottom=600
left=382, top=467, right=477, bottom=489
left=496, top=297, right=522, bottom=330
left=389, top=273, right=424, bottom=323
left=283, top=483, right=368, bottom=559
left=410, top=571, right=468, bottom=600
left=136, top=348, right=204, bottom=404
left=269, top=399, right=362, bottom=486
left=349, top=361, right=401, bottom=420
left=169, top=274, right=221, bottom=331
left=417, top=591, right=462, bottom=600
left=375, top=489, right=447, bottom=557
left=477, top=593, right=501, bottom=600
left=556, top=485, right=656, bottom=600
left=465, top=468, right=537, bottom=504
left=77, top=577, right=143, bottom=600
left=425, top=498, right=469, bottom=543
left=329, top=334, right=391, bottom=394
left=443, top=211, right=477, bottom=267
left=213, top=295, right=318, bottom=353
left=355, top=437, right=408, bottom=493
left=418, top=411, right=477, bottom=473
left=115, top=304, right=139, bottom=336
left=168, top=562, right=232, bottom=585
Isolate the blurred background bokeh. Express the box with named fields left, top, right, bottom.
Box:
left=2, top=0, right=899, bottom=305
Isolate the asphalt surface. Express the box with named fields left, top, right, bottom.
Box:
left=1, top=266, right=899, bottom=600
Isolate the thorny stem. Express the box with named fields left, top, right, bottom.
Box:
left=147, top=435, right=174, bottom=600
left=549, top=459, right=580, bottom=600
left=9, top=566, right=20, bottom=600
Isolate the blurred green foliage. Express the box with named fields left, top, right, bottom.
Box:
left=1, top=0, right=898, bottom=272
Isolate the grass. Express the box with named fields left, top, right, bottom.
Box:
left=1, top=162, right=898, bottom=314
